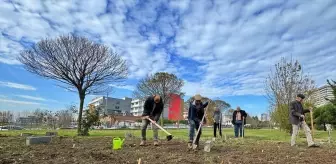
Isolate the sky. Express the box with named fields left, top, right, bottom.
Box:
left=0, top=0, right=335, bottom=117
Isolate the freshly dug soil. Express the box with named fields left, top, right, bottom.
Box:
left=0, top=136, right=335, bottom=164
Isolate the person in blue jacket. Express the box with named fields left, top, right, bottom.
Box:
left=187, top=94, right=209, bottom=148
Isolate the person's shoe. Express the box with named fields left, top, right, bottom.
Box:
left=153, top=140, right=159, bottom=146
left=187, top=141, right=193, bottom=149
left=140, top=140, right=146, bottom=146
left=308, top=143, right=320, bottom=148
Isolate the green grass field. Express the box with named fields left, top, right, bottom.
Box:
left=1, top=128, right=335, bottom=143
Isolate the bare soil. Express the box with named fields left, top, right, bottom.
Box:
left=0, top=136, right=335, bottom=164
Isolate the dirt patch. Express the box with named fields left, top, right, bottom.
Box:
left=1, top=136, right=335, bottom=164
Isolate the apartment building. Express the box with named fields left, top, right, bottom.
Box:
left=130, top=99, right=145, bottom=116
left=88, top=96, right=132, bottom=115
left=311, top=85, right=334, bottom=107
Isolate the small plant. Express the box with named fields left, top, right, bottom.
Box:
left=80, top=105, right=100, bottom=136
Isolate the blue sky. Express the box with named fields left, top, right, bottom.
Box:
left=0, top=0, right=335, bottom=117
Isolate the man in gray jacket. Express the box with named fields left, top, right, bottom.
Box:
left=213, top=107, right=222, bottom=138
left=290, top=93, right=318, bottom=147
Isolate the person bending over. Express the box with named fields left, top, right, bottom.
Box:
left=187, top=94, right=209, bottom=148
left=140, top=95, right=164, bottom=146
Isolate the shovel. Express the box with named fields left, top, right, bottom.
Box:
left=147, top=118, right=173, bottom=141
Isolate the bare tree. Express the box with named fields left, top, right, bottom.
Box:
left=265, top=57, right=315, bottom=131
left=18, top=34, right=128, bottom=135
left=133, top=72, right=184, bottom=125
left=213, top=99, right=231, bottom=111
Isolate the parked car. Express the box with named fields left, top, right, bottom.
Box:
left=0, top=125, right=23, bottom=130
left=0, top=126, right=8, bottom=131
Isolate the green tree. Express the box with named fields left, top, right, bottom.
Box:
left=313, top=104, right=336, bottom=131
left=133, top=72, right=184, bottom=126
left=271, top=104, right=292, bottom=131
left=81, top=104, right=100, bottom=136
left=326, top=79, right=336, bottom=106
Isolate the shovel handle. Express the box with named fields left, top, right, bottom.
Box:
left=147, top=118, right=172, bottom=135
left=310, top=110, right=314, bottom=140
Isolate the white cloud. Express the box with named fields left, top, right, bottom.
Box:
left=15, top=95, right=46, bottom=101
left=0, top=81, right=36, bottom=90
left=0, top=98, right=41, bottom=105
left=0, top=0, right=335, bottom=98
left=110, top=84, right=135, bottom=91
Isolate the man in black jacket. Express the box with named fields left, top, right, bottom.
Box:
left=290, top=94, right=318, bottom=147
left=232, top=106, right=247, bottom=138
left=140, top=95, right=164, bottom=146
left=187, top=94, right=209, bottom=148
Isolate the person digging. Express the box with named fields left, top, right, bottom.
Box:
left=232, top=106, right=247, bottom=138
left=140, top=94, right=164, bottom=146
left=290, top=93, right=319, bottom=147
left=187, top=94, right=209, bottom=149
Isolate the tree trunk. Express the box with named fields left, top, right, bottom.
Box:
left=160, top=114, right=164, bottom=127
left=77, top=93, right=85, bottom=135
left=323, top=122, right=327, bottom=131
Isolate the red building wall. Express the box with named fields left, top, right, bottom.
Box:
left=168, top=93, right=183, bottom=121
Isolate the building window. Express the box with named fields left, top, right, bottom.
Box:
left=115, top=106, right=120, bottom=109
left=116, top=101, right=120, bottom=105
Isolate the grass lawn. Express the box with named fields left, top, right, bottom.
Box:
left=1, top=128, right=335, bottom=143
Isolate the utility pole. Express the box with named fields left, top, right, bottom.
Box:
left=106, top=92, right=108, bottom=114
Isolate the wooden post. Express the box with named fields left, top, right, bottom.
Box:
left=310, top=111, right=314, bottom=139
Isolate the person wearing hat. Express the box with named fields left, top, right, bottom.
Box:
left=290, top=93, right=318, bottom=147
left=140, top=95, right=164, bottom=146
left=187, top=94, right=209, bottom=148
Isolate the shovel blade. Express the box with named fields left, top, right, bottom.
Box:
left=166, top=135, right=173, bottom=141
left=192, top=144, right=198, bottom=150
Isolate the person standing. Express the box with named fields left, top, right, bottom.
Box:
left=140, top=95, right=164, bottom=146
left=187, top=94, right=209, bottom=148
left=213, top=107, right=222, bottom=138
left=232, top=106, right=247, bottom=138
left=290, top=94, right=318, bottom=147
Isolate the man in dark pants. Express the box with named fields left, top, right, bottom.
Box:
left=187, top=94, right=209, bottom=148
left=232, top=106, right=247, bottom=138
left=140, top=95, right=164, bottom=146
left=290, top=94, right=318, bottom=147
left=213, top=107, right=222, bottom=138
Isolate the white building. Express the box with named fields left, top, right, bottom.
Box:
left=88, top=96, right=132, bottom=115
left=312, top=85, right=334, bottom=107
left=261, top=113, right=270, bottom=122
left=222, top=114, right=233, bottom=126
left=130, top=99, right=145, bottom=116
left=130, top=98, right=169, bottom=118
